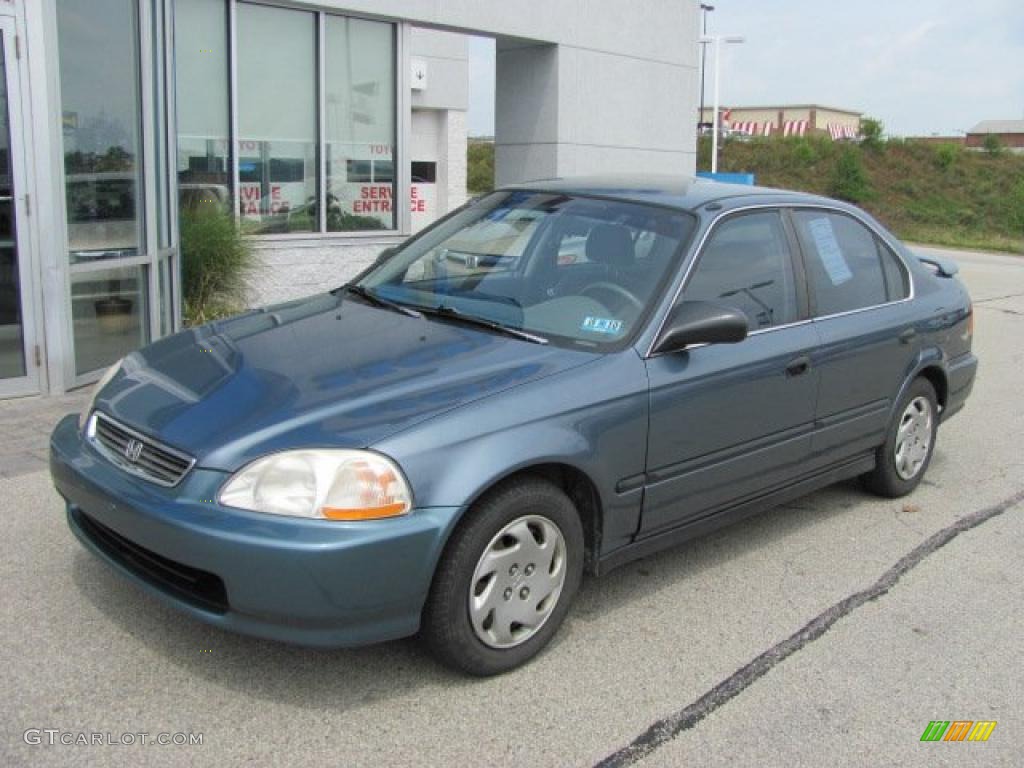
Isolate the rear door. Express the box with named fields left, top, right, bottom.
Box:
left=640, top=209, right=819, bottom=535
left=788, top=208, right=917, bottom=466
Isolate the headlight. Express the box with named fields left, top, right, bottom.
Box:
left=78, top=359, right=123, bottom=430
left=218, top=450, right=412, bottom=521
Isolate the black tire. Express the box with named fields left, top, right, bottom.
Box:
left=422, top=477, right=584, bottom=676
left=862, top=378, right=938, bottom=498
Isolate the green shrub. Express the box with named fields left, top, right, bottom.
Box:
left=934, top=143, right=960, bottom=170
left=1008, top=178, right=1024, bottom=233
left=983, top=134, right=1004, bottom=155
left=792, top=139, right=817, bottom=167
left=180, top=206, right=253, bottom=326
left=859, top=117, right=884, bottom=151
left=829, top=148, right=872, bottom=202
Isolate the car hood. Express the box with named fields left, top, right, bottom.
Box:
left=96, top=293, right=596, bottom=471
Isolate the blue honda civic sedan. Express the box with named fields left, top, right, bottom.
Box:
left=51, top=177, right=977, bottom=675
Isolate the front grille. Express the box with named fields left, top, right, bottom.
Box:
left=89, top=412, right=194, bottom=487
left=74, top=509, right=228, bottom=614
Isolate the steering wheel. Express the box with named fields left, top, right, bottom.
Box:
left=581, top=282, right=644, bottom=314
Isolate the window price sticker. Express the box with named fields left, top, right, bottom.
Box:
left=808, top=217, right=853, bottom=285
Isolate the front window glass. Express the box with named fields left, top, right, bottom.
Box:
left=237, top=3, right=317, bottom=233
left=684, top=211, right=799, bottom=330
left=57, top=0, right=143, bottom=262
left=360, top=192, right=695, bottom=347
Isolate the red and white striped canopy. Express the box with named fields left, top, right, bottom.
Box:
left=827, top=122, right=859, bottom=140
left=783, top=120, right=809, bottom=137
left=727, top=121, right=776, bottom=137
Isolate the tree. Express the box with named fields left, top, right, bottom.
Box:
left=467, top=142, right=495, bottom=194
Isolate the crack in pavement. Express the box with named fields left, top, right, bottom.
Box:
left=973, top=291, right=1024, bottom=304
left=592, top=488, right=1024, bottom=768
left=977, top=305, right=1024, bottom=317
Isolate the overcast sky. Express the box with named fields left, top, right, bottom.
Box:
left=467, top=0, right=1024, bottom=137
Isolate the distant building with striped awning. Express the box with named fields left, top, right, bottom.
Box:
left=700, top=104, right=862, bottom=140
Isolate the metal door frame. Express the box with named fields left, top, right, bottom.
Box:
left=0, top=12, right=43, bottom=397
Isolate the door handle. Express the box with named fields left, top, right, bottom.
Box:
left=898, top=327, right=917, bottom=344
left=785, top=355, right=811, bottom=377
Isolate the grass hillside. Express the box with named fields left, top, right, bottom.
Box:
left=702, top=136, right=1024, bottom=254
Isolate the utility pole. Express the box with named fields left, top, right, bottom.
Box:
left=698, top=4, right=714, bottom=131
left=700, top=34, right=745, bottom=173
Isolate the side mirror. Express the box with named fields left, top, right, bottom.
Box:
left=652, top=301, right=748, bottom=354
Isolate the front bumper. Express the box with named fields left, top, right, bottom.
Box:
left=50, top=414, right=461, bottom=648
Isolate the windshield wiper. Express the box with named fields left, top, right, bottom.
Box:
left=418, top=304, right=548, bottom=345
left=341, top=284, right=422, bottom=318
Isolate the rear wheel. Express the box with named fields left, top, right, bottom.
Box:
left=862, top=378, right=938, bottom=497
left=422, top=477, right=584, bottom=676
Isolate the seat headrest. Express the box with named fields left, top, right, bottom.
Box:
left=585, top=224, right=635, bottom=269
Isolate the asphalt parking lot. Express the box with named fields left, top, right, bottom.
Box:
left=2, top=245, right=1021, bottom=767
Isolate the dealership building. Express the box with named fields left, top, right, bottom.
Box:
left=0, top=0, right=696, bottom=397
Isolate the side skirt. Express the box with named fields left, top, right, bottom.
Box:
left=595, top=452, right=876, bottom=576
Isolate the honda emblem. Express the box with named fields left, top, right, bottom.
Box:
left=124, top=438, right=144, bottom=463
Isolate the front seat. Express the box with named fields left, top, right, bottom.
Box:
left=585, top=223, right=635, bottom=275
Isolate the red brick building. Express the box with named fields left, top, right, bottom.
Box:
left=966, top=120, right=1024, bottom=150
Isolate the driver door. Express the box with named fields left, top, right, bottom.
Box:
left=640, top=210, right=819, bottom=535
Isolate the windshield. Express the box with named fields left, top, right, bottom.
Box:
left=358, top=191, right=696, bottom=348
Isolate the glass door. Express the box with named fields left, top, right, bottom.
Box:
left=0, top=17, right=40, bottom=396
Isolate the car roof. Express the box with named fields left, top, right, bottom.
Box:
left=503, top=174, right=834, bottom=213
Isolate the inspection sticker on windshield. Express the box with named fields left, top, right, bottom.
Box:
left=807, top=217, right=853, bottom=286
left=582, top=316, right=623, bottom=335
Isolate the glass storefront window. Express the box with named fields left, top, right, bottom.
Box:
left=57, top=0, right=144, bottom=262
left=70, top=265, right=149, bottom=375
left=174, top=0, right=230, bottom=216
left=237, top=3, right=317, bottom=234
left=325, top=17, right=395, bottom=231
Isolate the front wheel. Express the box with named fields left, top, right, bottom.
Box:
left=422, top=478, right=584, bottom=676
left=862, top=378, right=938, bottom=498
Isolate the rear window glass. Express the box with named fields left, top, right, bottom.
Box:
left=792, top=211, right=907, bottom=315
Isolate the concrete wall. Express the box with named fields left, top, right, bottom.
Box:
left=409, top=27, right=468, bottom=111
left=249, top=236, right=405, bottom=306
left=494, top=38, right=697, bottom=184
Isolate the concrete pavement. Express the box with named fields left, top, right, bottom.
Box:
left=1, top=245, right=1021, bottom=767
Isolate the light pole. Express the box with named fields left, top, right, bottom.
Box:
left=700, top=34, right=745, bottom=173
left=698, top=4, right=714, bottom=130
